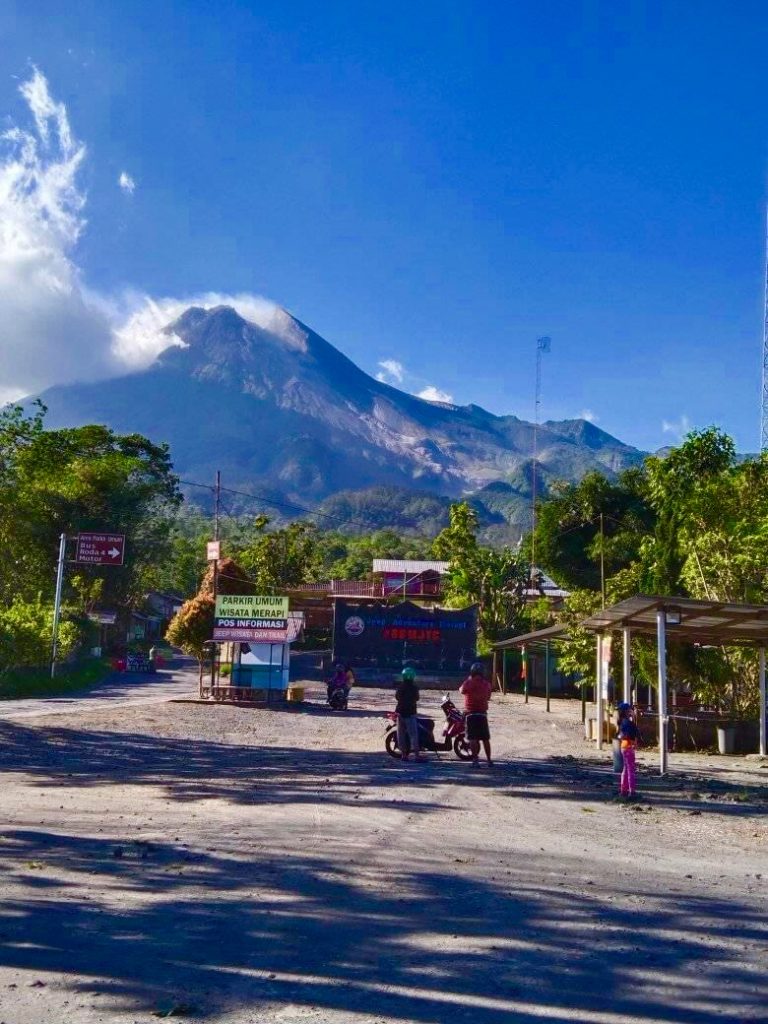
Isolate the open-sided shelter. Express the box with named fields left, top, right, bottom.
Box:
left=581, top=595, right=768, bottom=773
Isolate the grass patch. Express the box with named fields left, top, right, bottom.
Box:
left=0, top=658, right=112, bottom=700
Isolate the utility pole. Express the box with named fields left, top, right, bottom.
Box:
left=50, top=532, right=67, bottom=678
left=531, top=336, right=551, bottom=581
left=599, top=512, right=606, bottom=609
left=209, top=470, right=221, bottom=697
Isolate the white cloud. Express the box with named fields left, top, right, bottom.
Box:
left=0, top=67, right=117, bottom=396
left=579, top=409, right=598, bottom=423
left=376, top=358, right=405, bottom=385
left=375, top=356, right=455, bottom=404
left=662, top=415, right=691, bottom=440
left=418, top=385, right=453, bottom=404
left=0, top=70, right=297, bottom=399
left=118, top=171, right=136, bottom=194
left=110, top=290, right=307, bottom=369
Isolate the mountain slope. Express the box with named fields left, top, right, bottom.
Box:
left=34, top=304, right=644, bottom=505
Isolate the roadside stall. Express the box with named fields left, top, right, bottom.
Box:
left=201, top=595, right=304, bottom=703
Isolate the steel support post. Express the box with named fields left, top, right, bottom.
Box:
left=656, top=610, right=668, bottom=775
left=595, top=634, right=603, bottom=750
left=759, top=647, right=766, bottom=757
left=623, top=627, right=631, bottom=704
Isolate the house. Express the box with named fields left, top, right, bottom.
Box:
left=145, top=591, right=185, bottom=620
left=371, top=559, right=449, bottom=599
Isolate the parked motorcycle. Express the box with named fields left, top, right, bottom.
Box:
left=384, top=694, right=473, bottom=760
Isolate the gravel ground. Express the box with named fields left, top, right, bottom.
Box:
left=0, top=679, right=766, bottom=1024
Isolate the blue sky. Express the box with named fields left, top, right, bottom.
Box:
left=1, top=1, right=766, bottom=451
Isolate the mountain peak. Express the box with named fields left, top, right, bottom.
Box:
left=33, top=303, right=645, bottom=509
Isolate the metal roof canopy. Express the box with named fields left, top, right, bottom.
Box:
left=492, top=624, right=568, bottom=650
left=581, top=594, right=768, bottom=647
left=372, top=559, right=449, bottom=575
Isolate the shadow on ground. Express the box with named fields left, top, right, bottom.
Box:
left=0, top=828, right=765, bottom=1023
left=0, top=718, right=764, bottom=820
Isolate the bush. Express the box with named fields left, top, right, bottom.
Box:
left=0, top=598, right=82, bottom=674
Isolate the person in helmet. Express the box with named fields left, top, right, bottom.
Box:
left=327, top=662, right=348, bottom=703
left=459, top=662, right=493, bottom=765
left=395, top=666, right=423, bottom=762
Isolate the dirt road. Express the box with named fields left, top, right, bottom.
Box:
left=0, top=685, right=765, bottom=1023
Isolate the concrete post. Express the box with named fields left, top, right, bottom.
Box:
left=595, top=634, right=603, bottom=750
left=623, top=627, right=631, bottom=705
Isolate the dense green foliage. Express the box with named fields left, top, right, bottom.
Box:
left=0, top=597, right=82, bottom=676
left=5, top=399, right=765, bottom=723
left=0, top=403, right=180, bottom=672
left=534, top=428, right=768, bottom=716
left=433, top=502, right=530, bottom=650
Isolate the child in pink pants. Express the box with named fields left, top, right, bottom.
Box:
left=618, top=706, right=639, bottom=798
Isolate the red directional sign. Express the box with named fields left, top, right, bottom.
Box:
left=76, top=532, right=126, bottom=566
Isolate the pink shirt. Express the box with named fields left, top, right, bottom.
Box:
left=459, top=675, right=492, bottom=713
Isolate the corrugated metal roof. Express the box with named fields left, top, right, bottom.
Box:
left=492, top=625, right=568, bottom=650
left=581, top=595, right=768, bottom=645
left=372, top=559, right=450, bottom=574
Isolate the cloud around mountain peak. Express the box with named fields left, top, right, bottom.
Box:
left=0, top=68, right=305, bottom=402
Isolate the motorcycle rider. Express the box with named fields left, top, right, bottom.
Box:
left=459, top=662, right=493, bottom=766
left=327, top=662, right=348, bottom=704
left=395, top=666, right=423, bottom=762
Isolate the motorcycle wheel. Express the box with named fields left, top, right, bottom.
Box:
left=385, top=730, right=402, bottom=759
left=453, top=736, right=474, bottom=761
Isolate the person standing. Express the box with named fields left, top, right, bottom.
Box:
left=395, top=667, right=423, bottom=762
left=460, top=662, right=493, bottom=765
left=617, top=703, right=639, bottom=799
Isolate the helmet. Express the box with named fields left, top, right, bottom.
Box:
left=401, top=666, right=416, bottom=681
left=617, top=701, right=631, bottom=711
left=470, top=662, right=483, bottom=675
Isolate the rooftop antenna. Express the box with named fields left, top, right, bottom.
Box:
left=531, top=336, right=551, bottom=580
left=762, top=206, right=768, bottom=451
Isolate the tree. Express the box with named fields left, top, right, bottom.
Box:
left=531, top=468, right=654, bottom=592
left=201, top=557, right=254, bottom=596
left=165, top=595, right=215, bottom=686
left=315, top=529, right=433, bottom=581
left=431, top=502, right=480, bottom=564
left=435, top=502, right=530, bottom=649
left=551, top=589, right=603, bottom=687
left=235, top=517, right=318, bottom=592
left=0, top=597, right=82, bottom=676
left=0, top=403, right=181, bottom=610
left=641, top=428, right=736, bottom=594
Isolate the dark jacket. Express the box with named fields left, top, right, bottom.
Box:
left=395, top=679, right=419, bottom=717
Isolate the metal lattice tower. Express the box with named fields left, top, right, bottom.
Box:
left=530, top=335, right=551, bottom=577
left=762, top=207, right=768, bottom=451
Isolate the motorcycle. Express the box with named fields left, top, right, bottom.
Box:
left=384, top=694, right=473, bottom=760
left=327, top=682, right=349, bottom=711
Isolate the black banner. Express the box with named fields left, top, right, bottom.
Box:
left=333, top=600, right=477, bottom=672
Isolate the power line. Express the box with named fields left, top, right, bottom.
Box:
left=178, top=478, right=419, bottom=532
